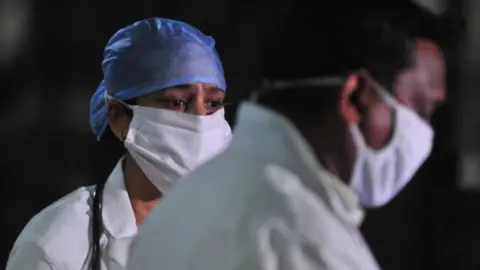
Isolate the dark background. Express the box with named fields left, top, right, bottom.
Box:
left=1, top=0, right=479, bottom=269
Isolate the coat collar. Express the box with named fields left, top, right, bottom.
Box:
left=101, top=158, right=138, bottom=239
left=230, top=102, right=364, bottom=225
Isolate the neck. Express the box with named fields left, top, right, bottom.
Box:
left=302, top=121, right=353, bottom=184
left=123, top=154, right=162, bottom=225
left=316, top=149, right=351, bottom=184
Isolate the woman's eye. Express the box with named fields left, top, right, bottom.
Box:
left=172, top=100, right=188, bottom=107
left=161, top=99, right=188, bottom=108
left=206, top=101, right=224, bottom=109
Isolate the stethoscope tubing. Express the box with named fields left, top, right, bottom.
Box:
left=91, top=182, right=105, bottom=270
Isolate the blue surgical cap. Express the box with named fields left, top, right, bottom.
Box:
left=90, top=17, right=226, bottom=139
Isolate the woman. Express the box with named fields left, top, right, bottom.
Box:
left=6, top=17, right=231, bottom=270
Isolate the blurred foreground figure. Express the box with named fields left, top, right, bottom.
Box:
left=6, top=17, right=231, bottom=270
left=127, top=15, right=445, bottom=270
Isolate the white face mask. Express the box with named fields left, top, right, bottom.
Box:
left=252, top=77, right=434, bottom=208
left=122, top=105, right=232, bottom=193
left=349, top=83, right=434, bottom=207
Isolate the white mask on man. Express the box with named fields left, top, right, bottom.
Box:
left=122, top=104, right=232, bottom=193
left=252, top=77, right=434, bottom=208
left=349, top=83, right=434, bottom=207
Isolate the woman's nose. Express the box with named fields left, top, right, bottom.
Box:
left=185, top=98, right=208, bottom=115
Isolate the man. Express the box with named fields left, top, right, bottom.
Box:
left=359, top=9, right=449, bottom=269
left=127, top=13, right=445, bottom=270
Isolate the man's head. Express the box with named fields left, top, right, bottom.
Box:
left=358, top=38, right=446, bottom=152
left=258, top=13, right=445, bottom=207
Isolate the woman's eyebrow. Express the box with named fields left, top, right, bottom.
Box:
left=174, top=84, right=195, bottom=90
left=204, top=86, right=223, bottom=94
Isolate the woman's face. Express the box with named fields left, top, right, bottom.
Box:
left=107, top=82, right=225, bottom=141
left=137, top=82, right=225, bottom=115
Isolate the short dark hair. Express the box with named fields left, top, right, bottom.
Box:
left=258, top=9, right=415, bottom=120
left=262, top=11, right=414, bottom=89
left=402, top=5, right=459, bottom=65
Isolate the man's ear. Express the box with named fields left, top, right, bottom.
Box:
left=107, top=101, right=131, bottom=141
left=339, top=70, right=381, bottom=125
left=339, top=72, right=361, bottom=125
left=355, top=69, right=380, bottom=107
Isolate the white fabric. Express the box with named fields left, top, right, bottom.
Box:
left=124, top=106, right=232, bottom=193
left=6, top=159, right=137, bottom=270
left=127, top=102, right=380, bottom=270
left=349, top=84, right=434, bottom=207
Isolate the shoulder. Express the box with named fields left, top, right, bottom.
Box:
left=6, top=242, right=57, bottom=270
left=256, top=165, right=379, bottom=269
left=8, top=186, right=94, bottom=268
left=255, top=164, right=340, bottom=229
left=260, top=164, right=354, bottom=240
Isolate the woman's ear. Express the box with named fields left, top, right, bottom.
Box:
left=107, top=101, right=131, bottom=141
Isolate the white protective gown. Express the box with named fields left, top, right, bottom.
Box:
left=6, top=159, right=137, bottom=270
left=127, top=102, right=380, bottom=270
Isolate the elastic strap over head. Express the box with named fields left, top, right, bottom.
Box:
left=250, top=76, right=345, bottom=102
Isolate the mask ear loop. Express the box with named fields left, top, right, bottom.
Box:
left=355, top=69, right=400, bottom=108
left=103, top=92, right=136, bottom=142
left=103, top=91, right=135, bottom=110
left=369, top=80, right=399, bottom=107
left=103, top=91, right=118, bottom=108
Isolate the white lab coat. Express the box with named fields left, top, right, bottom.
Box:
left=6, top=159, right=137, bottom=270
left=127, top=102, right=380, bottom=270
